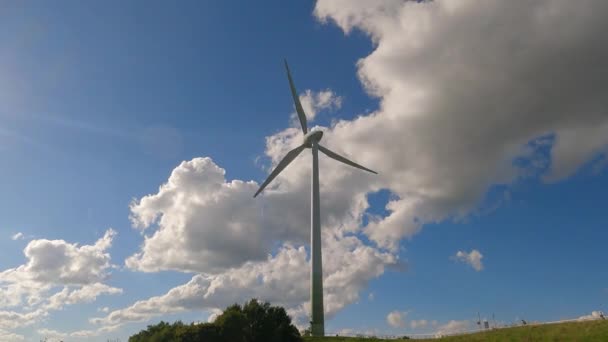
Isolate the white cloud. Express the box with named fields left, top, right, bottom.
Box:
left=97, top=229, right=395, bottom=328
left=578, top=310, right=605, bottom=321
left=435, top=320, right=471, bottom=336
left=1, top=228, right=116, bottom=285
left=0, top=328, right=24, bottom=342
left=453, top=249, right=484, bottom=271
left=126, top=158, right=271, bottom=273
left=38, top=324, right=121, bottom=341
left=10, top=232, right=23, bottom=241
left=299, top=89, right=343, bottom=122
left=125, top=156, right=394, bottom=276
left=207, top=309, right=222, bottom=323
left=37, top=328, right=67, bottom=341
left=0, top=230, right=121, bottom=334
left=410, top=319, right=428, bottom=329
left=312, top=0, right=608, bottom=249
left=44, top=283, right=122, bottom=311
left=0, top=309, right=46, bottom=330
left=386, top=310, right=406, bottom=328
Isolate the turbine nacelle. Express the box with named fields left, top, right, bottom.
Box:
left=303, top=130, right=323, bottom=147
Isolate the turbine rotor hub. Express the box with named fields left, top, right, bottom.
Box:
left=303, top=130, right=323, bottom=147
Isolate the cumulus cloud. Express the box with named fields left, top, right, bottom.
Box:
left=0, top=329, right=24, bottom=342
left=299, top=89, right=343, bottom=122
left=98, top=228, right=395, bottom=328
left=0, top=309, right=46, bottom=330
left=387, top=310, right=407, bottom=328
left=0, top=230, right=121, bottom=334
left=1, top=229, right=116, bottom=286
left=453, top=249, right=484, bottom=271
left=126, top=158, right=268, bottom=273
left=10, top=232, right=23, bottom=241
left=44, top=283, right=122, bottom=311
left=125, top=156, right=388, bottom=275
left=207, top=309, right=222, bottom=323
left=435, top=320, right=471, bottom=336
left=38, top=324, right=121, bottom=341
left=313, top=0, right=608, bottom=248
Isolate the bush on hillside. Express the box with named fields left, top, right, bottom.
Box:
left=129, top=299, right=302, bottom=342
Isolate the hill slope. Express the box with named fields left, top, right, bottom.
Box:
left=304, top=319, right=608, bottom=341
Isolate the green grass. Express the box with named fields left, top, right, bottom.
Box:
left=304, top=319, right=608, bottom=341
left=304, top=337, right=410, bottom=342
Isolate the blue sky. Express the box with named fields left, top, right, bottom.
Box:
left=1, top=1, right=608, bottom=340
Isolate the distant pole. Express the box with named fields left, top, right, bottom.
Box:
left=310, top=141, right=324, bottom=336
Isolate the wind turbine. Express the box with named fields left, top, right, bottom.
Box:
left=254, top=60, right=377, bottom=337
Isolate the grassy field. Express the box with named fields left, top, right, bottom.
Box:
left=304, top=319, right=608, bottom=341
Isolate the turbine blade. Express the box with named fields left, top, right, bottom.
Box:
left=318, top=145, right=378, bottom=174
left=284, top=59, right=308, bottom=134
left=254, top=144, right=306, bottom=197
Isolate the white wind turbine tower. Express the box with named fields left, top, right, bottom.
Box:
left=254, top=60, right=377, bottom=337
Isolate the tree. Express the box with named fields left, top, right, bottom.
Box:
left=240, top=299, right=301, bottom=342
left=215, top=304, right=248, bottom=342
left=175, top=322, right=221, bottom=342
left=128, top=299, right=302, bottom=342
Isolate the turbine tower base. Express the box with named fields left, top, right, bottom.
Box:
left=311, top=322, right=325, bottom=337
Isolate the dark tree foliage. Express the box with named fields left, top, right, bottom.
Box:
left=128, top=299, right=302, bottom=342
left=240, top=299, right=301, bottom=342
left=215, top=304, right=248, bottom=342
